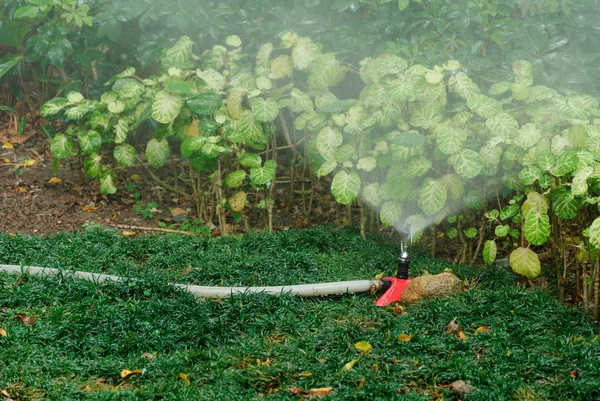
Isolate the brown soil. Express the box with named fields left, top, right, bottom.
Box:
left=0, top=123, right=335, bottom=236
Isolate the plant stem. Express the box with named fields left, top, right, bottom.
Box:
left=138, top=158, right=191, bottom=198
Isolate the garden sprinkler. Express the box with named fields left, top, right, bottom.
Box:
left=374, top=231, right=412, bottom=306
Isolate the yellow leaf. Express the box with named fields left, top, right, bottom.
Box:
left=506, top=350, right=511, bottom=356
left=375, top=272, right=385, bottom=280
left=309, top=387, right=333, bottom=397
left=357, top=377, right=365, bottom=390
left=120, top=369, right=143, bottom=379
left=354, top=341, right=372, bottom=352
left=122, top=231, right=137, bottom=237
left=0, top=328, right=6, bottom=337
left=458, top=330, right=467, bottom=341
left=229, top=191, right=247, bottom=212
left=15, top=187, right=28, bottom=194
left=397, top=334, right=412, bottom=342
left=129, top=174, right=143, bottom=182
left=475, top=326, right=490, bottom=334
left=178, top=373, right=190, bottom=385
left=48, top=177, right=62, bottom=183
left=1, top=158, right=10, bottom=163
left=342, top=359, right=358, bottom=372
left=81, top=205, right=99, bottom=212
left=23, top=158, right=36, bottom=167
left=2, top=142, right=14, bottom=149
left=298, top=372, right=312, bottom=377
left=187, top=119, right=200, bottom=136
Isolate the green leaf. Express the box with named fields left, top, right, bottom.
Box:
left=450, top=149, right=482, bottom=179
left=486, top=112, right=519, bottom=140
left=409, top=102, right=441, bottom=129
left=488, top=81, right=512, bottom=96
left=250, top=160, right=276, bottom=185
left=237, top=110, right=266, bottom=143
left=447, top=227, right=458, bottom=239
left=398, top=0, right=409, bottom=10
left=331, top=171, right=360, bottom=205
left=152, top=91, right=182, bottom=124
left=387, top=76, right=414, bottom=101
left=165, top=80, right=192, bottom=95
left=406, top=157, right=431, bottom=177
left=518, top=165, right=541, bottom=185
left=495, top=224, right=510, bottom=237
left=14, top=6, right=40, bottom=19
left=41, top=98, right=68, bottom=118
left=589, top=217, right=600, bottom=249
left=515, top=123, right=540, bottom=148
left=50, top=134, right=72, bottom=159
left=269, top=55, right=294, bottom=79
left=250, top=97, right=279, bottom=122
left=107, top=100, right=125, bottom=114
left=470, top=95, right=502, bottom=119
left=572, top=167, right=593, bottom=196
left=500, top=204, right=519, bottom=220
left=538, top=151, right=556, bottom=171
left=238, top=153, right=262, bottom=168
left=180, top=136, right=205, bottom=158
left=317, top=159, right=337, bottom=177
left=292, top=37, right=319, bottom=70
left=362, top=183, right=382, bottom=207
left=101, top=91, right=118, bottom=104
left=521, top=192, right=548, bottom=218
left=308, top=54, right=342, bottom=90
left=551, top=151, right=578, bottom=177
left=464, top=227, right=478, bottom=239
left=483, top=240, right=497, bottom=266
left=435, top=125, right=467, bottom=155
left=145, top=138, right=169, bottom=168
left=317, top=127, right=343, bottom=159
left=357, top=157, right=376, bottom=172
left=0, top=54, right=23, bottom=80
left=162, top=36, right=193, bottom=68
left=551, top=188, right=579, bottom=220
left=524, top=212, right=550, bottom=246
left=287, top=89, right=314, bottom=113
left=256, top=43, right=273, bottom=69
left=79, top=130, right=102, bottom=154
left=100, top=174, right=117, bottom=195
left=225, top=35, right=241, bottom=47
left=418, top=178, right=446, bottom=215
left=510, top=247, right=541, bottom=279
left=380, top=200, right=403, bottom=226
left=114, top=119, right=128, bottom=144
left=113, top=144, right=136, bottom=167
left=439, top=174, right=463, bottom=201
left=188, top=92, right=223, bottom=116
left=196, top=69, right=226, bottom=91
left=225, top=170, right=247, bottom=188
left=84, top=153, right=105, bottom=178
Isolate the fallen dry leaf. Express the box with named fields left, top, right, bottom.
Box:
left=446, top=318, right=460, bottom=334
left=342, top=359, right=358, bottom=372
left=120, top=369, right=143, bottom=379
left=475, top=326, right=490, bottom=334
left=14, top=313, right=34, bottom=326
left=80, top=205, right=99, bottom=212
left=129, top=174, right=143, bottom=182
left=458, top=330, right=467, bottom=341
left=450, top=380, right=475, bottom=395
left=48, top=177, right=62, bottom=183
left=298, top=372, right=312, bottom=377
left=288, top=388, right=309, bottom=395
left=170, top=207, right=187, bottom=217
left=0, top=328, right=6, bottom=337
left=1, top=158, right=10, bottom=163
left=397, top=334, right=412, bottom=342
left=141, top=353, right=155, bottom=360
left=22, top=158, right=36, bottom=167
left=2, top=142, right=13, bottom=149
left=354, top=341, right=372, bottom=352
left=570, top=370, right=579, bottom=379
left=309, top=387, right=333, bottom=398
left=122, top=231, right=137, bottom=237
left=178, top=373, right=190, bottom=385
left=1, top=389, right=10, bottom=398
left=15, top=187, right=28, bottom=194
left=357, top=377, right=365, bottom=390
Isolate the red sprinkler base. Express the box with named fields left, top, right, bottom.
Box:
left=374, top=277, right=412, bottom=306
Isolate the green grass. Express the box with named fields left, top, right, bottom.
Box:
left=0, top=227, right=599, bottom=400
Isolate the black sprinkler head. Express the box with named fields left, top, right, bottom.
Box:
left=396, top=251, right=410, bottom=279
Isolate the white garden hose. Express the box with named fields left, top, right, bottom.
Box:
left=0, top=264, right=383, bottom=298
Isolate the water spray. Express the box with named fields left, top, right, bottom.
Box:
left=374, top=231, right=413, bottom=306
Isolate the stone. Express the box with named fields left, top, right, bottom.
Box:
left=401, top=272, right=463, bottom=303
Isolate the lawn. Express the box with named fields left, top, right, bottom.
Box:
left=0, top=227, right=599, bottom=400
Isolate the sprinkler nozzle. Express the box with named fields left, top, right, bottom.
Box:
left=396, top=251, right=410, bottom=279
